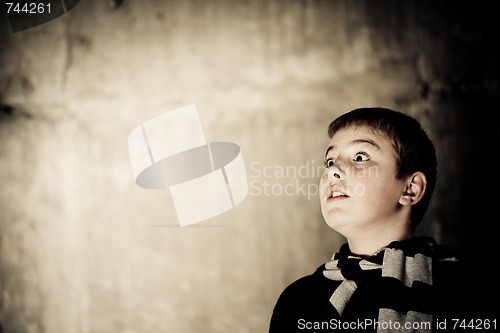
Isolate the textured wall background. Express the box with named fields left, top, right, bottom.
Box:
left=1, top=1, right=499, bottom=332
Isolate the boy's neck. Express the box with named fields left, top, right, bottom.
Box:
left=346, top=228, right=413, bottom=257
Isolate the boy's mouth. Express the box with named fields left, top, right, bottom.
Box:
left=326, top=186, right=349, bottom=201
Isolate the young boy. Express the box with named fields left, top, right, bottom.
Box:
left=269, top=107, right=494, bottom=332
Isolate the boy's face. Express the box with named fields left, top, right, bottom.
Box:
left=319, top=125, right=407, bottom=237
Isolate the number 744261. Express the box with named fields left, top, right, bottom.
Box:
left=6, top=2, right=52, bottom=14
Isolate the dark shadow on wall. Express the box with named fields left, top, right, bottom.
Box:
left=409, top=1, right=500, bottom=279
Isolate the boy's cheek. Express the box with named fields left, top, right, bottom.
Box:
left=319, top=178, right=329, bottom=193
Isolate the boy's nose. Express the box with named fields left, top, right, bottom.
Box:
left=328, top=168, right=341, bottom=179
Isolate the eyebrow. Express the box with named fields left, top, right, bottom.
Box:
left=324, top=138, right=381, bottom=157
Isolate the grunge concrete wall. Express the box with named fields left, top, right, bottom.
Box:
left=1, top=1, right=498, bottom=332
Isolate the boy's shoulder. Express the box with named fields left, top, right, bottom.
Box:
left=269, top=264, right=342, bottom=332
left=428, top=241, right=496, bottom=319
left=277, top=264, right=338, bottom=298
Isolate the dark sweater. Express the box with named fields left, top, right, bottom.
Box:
left=269, top=243, right=495, bottom=332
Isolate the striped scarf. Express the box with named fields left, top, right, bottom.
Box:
left=323, top=237, right=457, bottom=332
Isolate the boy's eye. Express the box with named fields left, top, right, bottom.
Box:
left=324, top=158, right=335, bottom=168
left=353, top=153, right=369, bottom=162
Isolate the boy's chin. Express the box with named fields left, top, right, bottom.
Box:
left=323, top=216, right=345, bottom=233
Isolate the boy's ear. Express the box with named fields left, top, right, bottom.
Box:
left=399, top=172, right=427, bottom=206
